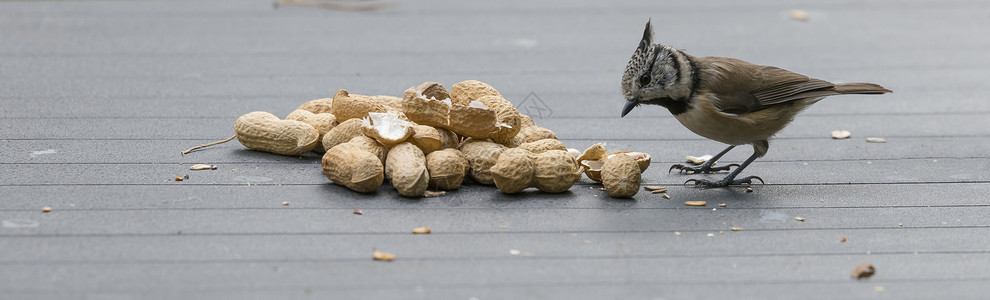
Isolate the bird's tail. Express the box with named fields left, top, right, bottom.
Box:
left=833, top=83, right=892, bottom=95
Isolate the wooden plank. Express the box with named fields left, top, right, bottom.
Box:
left=2, top=137, right=987, bottom=164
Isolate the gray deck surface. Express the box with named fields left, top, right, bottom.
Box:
left=2, top=0, right=989, bottom=299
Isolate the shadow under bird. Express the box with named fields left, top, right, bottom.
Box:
left=620, top=20, right=892, bottom=188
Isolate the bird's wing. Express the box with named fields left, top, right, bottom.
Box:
left=699, top=57, right=838, bottom=114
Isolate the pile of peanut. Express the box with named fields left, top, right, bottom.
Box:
left=232, top=80, right=648, bottom=197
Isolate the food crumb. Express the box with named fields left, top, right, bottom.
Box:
left=662, top=193, right=671, bottom=199
left=841, top=237, right=847, bottom=243
left=851, top=264, right=876, bottom=279
left=731, top=227, right=742, bottom=231
left=684, top=200, right=706, bottom=206
left=719, top=203, right=727, bottom=207
left=174, top=176, right=184, bottom=181
left=685, top=155, right=713, bottom=165
left=789, top=9, right=810, bottom=21
left=674, top=232, right=681, bottom=236
left=282, top=201, right=289, bottom=206
left=706, top=233, right=715, bottom=237
left=509, top=249, right=520, bottom=255
left=795, top=216, right=806, bottom=222
left=372, top=250, right=396, bottom=261
left=866, top=137, right=887, bottom=143
left=189, top=164, right=217, bottom=170
left=745, top=187, right=753, bottom=193
left=353, top=209, right=363, bottom=215
left=831, top=130, right=851, bottom=139
left=412, top=227, right=431, bottom=234
left=424, top=190, right=446, bottom=197
left=643, top=186, right=667, bottom=193
left=42, top=206, right=52, bottom=213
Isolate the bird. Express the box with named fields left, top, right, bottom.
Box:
left=619, top=20, right=892, bottom=188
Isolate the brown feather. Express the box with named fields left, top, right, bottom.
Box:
left=693, top=56, right=890, bottom=114
left=833, top=83, right=892, bottom=94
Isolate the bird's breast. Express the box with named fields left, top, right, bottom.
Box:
left=673, top=93, right=794, bottom=145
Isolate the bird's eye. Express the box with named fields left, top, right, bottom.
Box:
left=638, top=73, right=651, bottom=85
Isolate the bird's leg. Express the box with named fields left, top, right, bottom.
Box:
left=669, top=145, right=740, bottom=174
left=685, top=149, right=764, bottom=188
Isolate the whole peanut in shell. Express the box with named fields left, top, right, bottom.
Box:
left=235, top=111, right=319, bottom=155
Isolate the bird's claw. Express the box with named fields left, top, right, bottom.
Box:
left=669, top=163, right=740, bottom=174
left=684, top=176, right=765, bottom=188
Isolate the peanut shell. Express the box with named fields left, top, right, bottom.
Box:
left=475, top=95, right=521, bottom=144
left=447, top=102, right=497, bottom=138
left=533, top=150, right=581, bottom=193
left=459, top=139, right=506, bottom=185
left=385, top=142, right=430, bottom=197
left=346, top=135, right=387, bottom=163
left=409, top=125, right=443, bottom=154
left=426, top=148, right=469, bottom=190
left=322, top=118, right=364, bottom=152
left=601, top=154, right=641, bottom=198
left=450, top=80, right=502, bottom=106
left=234, top=111, right=319, bottom=155
left=517, top=139, right=567, bottom=154
left=295, top=98, right=334, bottom=114
left=285, top=109, right=337, bottom=153
left=331, top=89, right=388, bottom=122
left=490, top=148, right=535, bottom=193
left=322, top=143, right=384, bottom=193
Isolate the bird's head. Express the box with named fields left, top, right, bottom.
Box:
left=620, top=19, right=695, bottom=117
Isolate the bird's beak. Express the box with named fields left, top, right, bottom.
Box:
left=620, top=98, right=640, bottom=118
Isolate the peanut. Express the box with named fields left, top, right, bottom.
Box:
left=385, top=142, right=430, bottom=197
left=517, top=138, right=567, bottom=154
left=509, top=126, right=557, bottom=147
left=426, top=148, right=469, bottom=190
left=408, top=125, right=443, bottom=154
left=490, top=148, right=535, bottom=193
left=459, top=139, right=506, bottom=185
left=450, top=80, right=502, bottom=106
left=321, top=118, right=364, bottom=152
left=295, top=98, right=334, bottom=114
left=285, top=109, right=337, bottom=153
left=437, top=128, right=460, bottom=149
left=447, top=101, right=497, bottom=138
left=331, top=89, right=388, bottom=122
left=475, top=95, right=521, bottom=144
left=507, top=114, right=557, bottom=147
left=234, top=111, right=319, bottom=155
left=370, top=95, right=405, bottom=113
left=533, top=150, right=581, bottom=193
left=322, top=142, right=384, bottom=193
left=490, top=148, right=581, bottom=193
left=601, top=153, right=641, bottom=198
left=346, top=135, right=387, bottom=163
